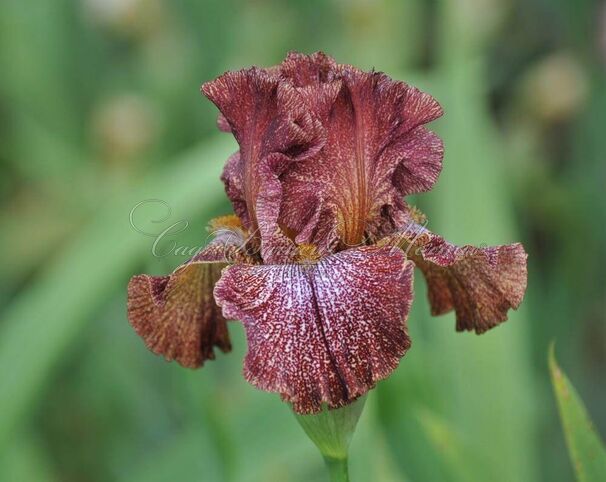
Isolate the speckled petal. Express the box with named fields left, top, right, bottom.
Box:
left=201, top=67, right=324, bottom=262
left=126, top=218, right=251, bottom=368
left=279, top=51, right=338, bottom=87
left=219, top=152, right=248, bottom=228
left=214, top=246, right=414, bottom=414
left=383, top=222, right=528, bottom=333
left=216, top=113, right=231, bottom=132
left=278, top=59, right=444, bottom=249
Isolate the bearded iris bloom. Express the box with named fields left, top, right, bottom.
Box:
left=127, top=52, right=527, bottom=415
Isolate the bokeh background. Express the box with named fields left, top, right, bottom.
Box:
left=0, top=0, right=604, bottom=481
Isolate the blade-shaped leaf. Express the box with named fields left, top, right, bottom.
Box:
left=549, top=344, right=606, bottom=482
left=0, top=136, right=234, bottom=451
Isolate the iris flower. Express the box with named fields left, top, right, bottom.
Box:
left=127, top=52, right=528, bottom=414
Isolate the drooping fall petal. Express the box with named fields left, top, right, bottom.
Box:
left=201, top=67, right=325, bottom=262
left=382, top=222, right=528, bottom=333
left=278, top=56, right=443, bottom=250
left=128, top=264, right=228, bottom=368
left=127, top=216, right=251, bottom=368
left=214, top=246, right=414, bottom=414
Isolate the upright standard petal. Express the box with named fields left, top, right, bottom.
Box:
left=279, top=60, right=444, bottom=250
left=382, top=222, right=528, bottom=333
left=201, top=67, right=324, bottom=262
left=278, top=51, right=342, bottom=117
left=214, top=246, right=414, bottom=414
left=127, top=216, right=251, bottom=368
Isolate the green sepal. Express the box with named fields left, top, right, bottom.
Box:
left=293, top=396, right=367, bottom=481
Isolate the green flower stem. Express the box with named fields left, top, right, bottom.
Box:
left=323, top=456, right=349, bottom=482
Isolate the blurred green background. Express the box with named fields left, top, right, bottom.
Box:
left=0, top=0, right=604, bottom=481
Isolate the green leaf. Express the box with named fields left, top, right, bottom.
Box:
left=0, top=136, right=235, bottom=452
left=415, top=407, right=479, bottom=482
left=549, top=344, right=606, bottom=482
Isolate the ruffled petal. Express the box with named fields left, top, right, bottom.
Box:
left=382, top=222, right=528, bottom=333
left=391, top=127, right=444, bottom=201
left=279, top=51, right=338, bottom=87
left=201, top=67, right=324, bottom=262
left=279, top=51, right=342, bottom=118
left=214, top=246, right=414, bottom=414
left=278, top=57, right=443, bottom=249
left=127, top=217, right=251, bottom=368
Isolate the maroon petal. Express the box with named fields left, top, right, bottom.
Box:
left=279, top=51, right=338, bottom=87
left=383, top=222, right=528, bottom=333
left=278, top=59, right=444, bottom=249
left=216, top=113, right=231, bottom=133
left=279, top=51, right=342, bottom=117
left=126, top=216, right=251, bottom=368
left=127, top=258, right=228, bottom=369
left=201, top=67, right=324, bottom=262
left=219, top=152, right=248, bottom=230
left=391, top=126, right=444, bottom=201
left=214, top=246, right=414, bottom=414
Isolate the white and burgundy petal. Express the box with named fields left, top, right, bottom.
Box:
left=201, top=67, right=324, bottom=262
left=214, top=246, right=414, bottom=414
left=384, top=222, right=528, bottom=333
left=278, top=59, right=444, bottom=249
left=312, top=247, right=414, bottom=395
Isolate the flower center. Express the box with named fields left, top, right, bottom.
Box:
left=295, top=243, right=322, bottom=264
